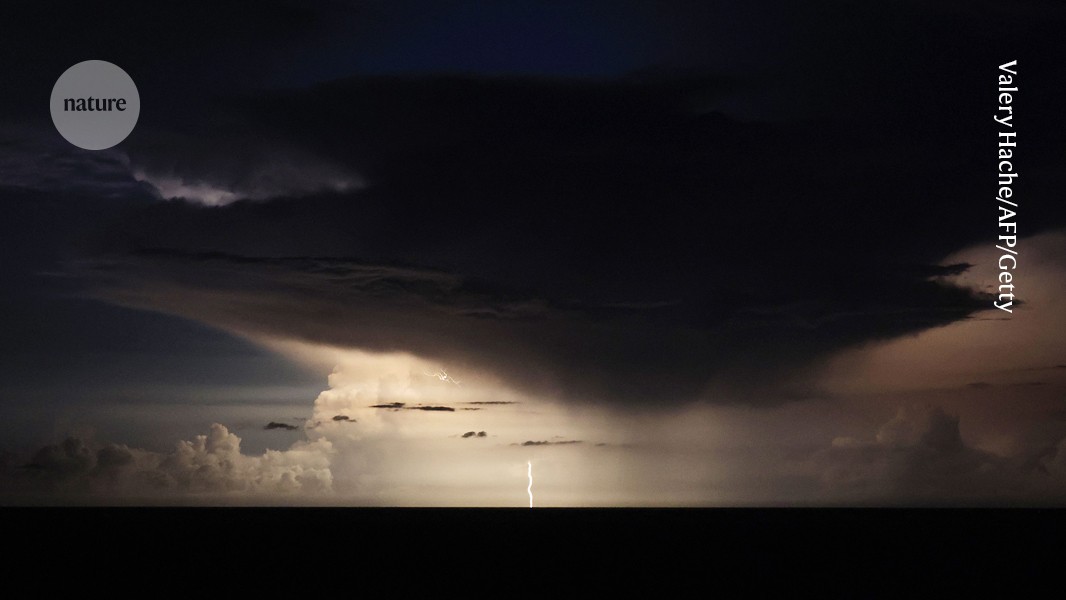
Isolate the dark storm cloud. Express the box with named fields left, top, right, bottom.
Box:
left=74, top=66, right=1056, bottom=408
left=6, top=1, right=1056, bottom=410
left=332, top=415, right=355, bottom=422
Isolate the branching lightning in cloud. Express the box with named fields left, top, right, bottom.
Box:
left=424, top=368, right=462, bottom=385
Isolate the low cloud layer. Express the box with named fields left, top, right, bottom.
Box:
left=6, top=424, right=333, bottom=499
left=11, top=395, right=1066, bottom=506
left=4, top=337, right=1066, bottom=506
left=813, top=404, right=1066, bottom=504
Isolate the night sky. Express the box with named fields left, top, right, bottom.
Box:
left=2, top=0, right=1066, bottom=506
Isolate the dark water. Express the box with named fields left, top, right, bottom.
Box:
left=3, top=508, right=1060, bottom=594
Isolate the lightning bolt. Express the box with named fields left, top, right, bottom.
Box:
left=527, top=460, right=533, bottom=509
left=423, top=368, right=462, bottom=385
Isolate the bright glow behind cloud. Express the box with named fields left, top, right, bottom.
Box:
left=260, top=340, right=623, bottom=505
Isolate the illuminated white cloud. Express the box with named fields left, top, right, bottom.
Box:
left=134, top=166, right=361, bottom=206
left=268, top=342, right=618, bottom=506
left=130, top=134, right=364, bottom=206
left=135, top=175, right=241, bottom=206
left=157, top=424, right=333, bottom=494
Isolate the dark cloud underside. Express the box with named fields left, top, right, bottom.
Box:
left=74, top=72, right=1030, bottom=406
left=1, top=2, right=1060, bottom=410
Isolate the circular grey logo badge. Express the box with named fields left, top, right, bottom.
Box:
left=50, top=60, right=140, bottom=150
